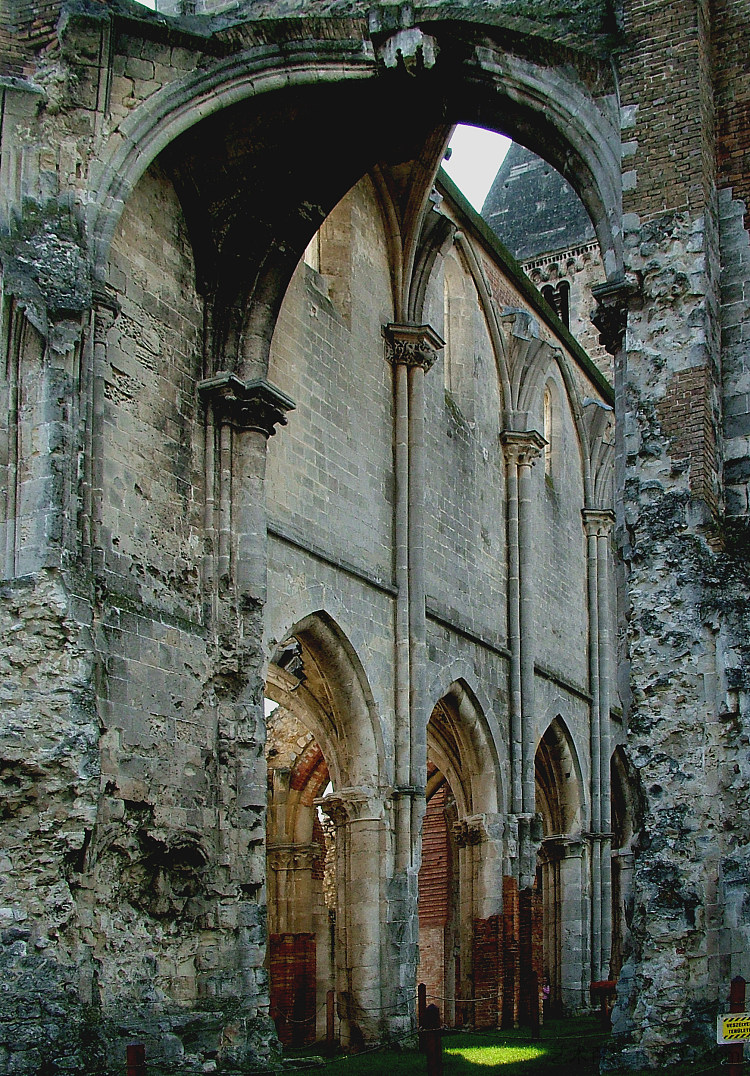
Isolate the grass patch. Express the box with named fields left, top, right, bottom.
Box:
left=281, top=1015, right=728, bottom=1075
left=281, top=1015, right=609, bottom=1074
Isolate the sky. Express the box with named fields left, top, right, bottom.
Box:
left=442, top=125, right=512, bottom=212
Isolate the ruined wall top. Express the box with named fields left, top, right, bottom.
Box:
left=1, top=0, right=620, bottom=79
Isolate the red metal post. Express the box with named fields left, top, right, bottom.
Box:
left=728, top=976, right=746, bottom=1076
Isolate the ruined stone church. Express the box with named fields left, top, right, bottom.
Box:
left=1, top=0, right=749, bottom=1073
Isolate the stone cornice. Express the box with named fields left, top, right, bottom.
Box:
left=384, top=323, right=444, bottom=370
left=198, top=373, right=295, bottom=436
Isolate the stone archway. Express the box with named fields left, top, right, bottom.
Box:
left=422, top=681, right=505, bottom=1029
left=264, top=613, right=385, bottom=1049
left=535, top=717, right=586, bottom=1015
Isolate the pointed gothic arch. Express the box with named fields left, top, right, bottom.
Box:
left=264, top=611, right=385, bottom=1049
left=535, top=716, right=587, bottom=1013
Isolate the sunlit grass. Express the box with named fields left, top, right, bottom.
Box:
left=444, top=1036, right=548, bottom=1067
left=282, top=1016, right=607, bottom=1074
left=280, top=1015, right=727, bottom=1075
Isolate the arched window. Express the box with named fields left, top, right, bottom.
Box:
left=541, top=281, right=571, bottom=330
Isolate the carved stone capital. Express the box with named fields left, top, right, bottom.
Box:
left=315, top=786, right=381, bottom=826
left=267, top=843, right=319, bottom=872
left=591, top=275, right=640, bottom=356
left=384, top=323, right=444, bottom=371
left=453, top=815, right=486, bottom=847
left=197, top=373, right=295, bottom=436
left=582, top=508, right=615, bottom=538
left=540, top=834, right=584, bottom=861
left=500, top=429, right=547, bottom=468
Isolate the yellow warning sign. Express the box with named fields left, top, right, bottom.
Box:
left=717, top=1013, right=750, bottom=1044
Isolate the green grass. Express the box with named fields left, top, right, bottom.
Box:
left=281, top=1015, right=610, bottom=1074
left=281, top=1015, right=729, bottom=1075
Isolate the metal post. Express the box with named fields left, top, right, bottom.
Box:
left=424, top=1003, right=443, bottom=1076
left=326, top=988, right=335, bottom=1056
left=728, top=976, right=746, bottom=1076
left=418, top=982, right=427, bottom=1053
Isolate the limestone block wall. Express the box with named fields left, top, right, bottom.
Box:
left=422, top=265, right=508, bottom=646
left=267, top=182, right=395, bottom=584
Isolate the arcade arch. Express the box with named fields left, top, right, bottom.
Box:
left=264, top=614, right=385, bottom=1048
left=535, top=717, right=586, bottom=1014
left=419, top=682, right=505, bottom=1029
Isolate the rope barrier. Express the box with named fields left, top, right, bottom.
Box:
left=423, top=994, right=499, bottom=1002
left=284, top=1026, right=418, bottom=1072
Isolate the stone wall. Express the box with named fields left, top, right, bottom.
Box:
left=607, top=0, right=750, bottom=1066
left=4, top=0, right=748, bottom=1071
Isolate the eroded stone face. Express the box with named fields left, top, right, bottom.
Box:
left=0, top=570, right=100, bottom=1072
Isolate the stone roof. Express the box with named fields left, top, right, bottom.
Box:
left=481, top=141, right=596, bottom=261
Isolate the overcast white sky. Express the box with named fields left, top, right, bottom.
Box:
left=442, top=124, right=512, bottom=212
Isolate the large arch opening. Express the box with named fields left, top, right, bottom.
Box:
left=90, top=26, right=622, bottom=373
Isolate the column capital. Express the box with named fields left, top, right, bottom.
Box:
left=315, top=785, right=381, bottom=826
left=500, top=429, right=546, bottom=467
left=197, top=373, right=295, bottom=436
left=453, top=814, right=487, bottom=847
left=582, top=508, right=615, bottom=538
left=591, top=274, right=640, bottom=356
left=384, top=323, right=444, bottom=370
left=267, top=843, right=320, bottom=872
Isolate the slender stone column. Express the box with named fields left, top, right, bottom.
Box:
left=501, top=430, right=545, bottom=881
left=198, top=374, right=295, bottom=600
left=558, top=839, right=586, bottom=1010
left=597, top=519, right=614, bottom=974
left=384, top=324, right=444, bottom=860
left=88, top=292, right=119, bottom=574
left=318, top=788, right=385, bottom=1045
left=582, top=508, right=615, bottom=980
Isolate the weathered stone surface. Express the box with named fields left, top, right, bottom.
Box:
left=2, top=0, right=750, bottom=1071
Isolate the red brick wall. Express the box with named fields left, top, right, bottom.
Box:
left=619, top=0, right=715, bottom=221
left=519, top=887, right=544, bottom=1027
left=418, top=784, right=451, bottom=928
left=713, top=0, right=750, bottom=226
left=502, top=875, right=520, bottom=1029
left=269, top=932, right=317, bottom=1046
left=657, top=366, right=720, bottom=513
left=472, top=914, right=502, bottom=1029
left=0, top=0, right=62, bottom=77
